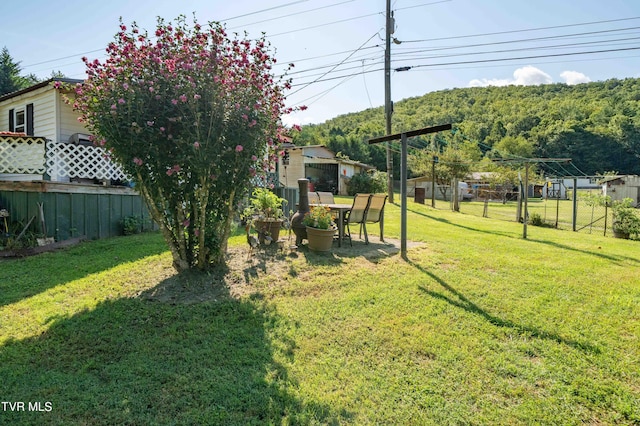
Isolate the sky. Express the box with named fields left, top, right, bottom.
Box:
left=2, top=0, right=640, bottom=127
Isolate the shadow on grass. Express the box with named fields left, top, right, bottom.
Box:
left=0, top=271, right=342, bottom=425
left=408, top=206, right=636, bottom=264
left=408, top=206, right=516, bottom=238
left=0, top=233, right=168, bottom=308
left=407, top=259, right=601, bottom=354
left=526, top=238, right=640, bottom=265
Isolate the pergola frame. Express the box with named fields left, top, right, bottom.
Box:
left=369, top=124, right=452, bottom=258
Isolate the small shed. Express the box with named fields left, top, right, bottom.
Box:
left=602, top=175, right=640, bottom=206
left=278, top=144, right=375, bottom=195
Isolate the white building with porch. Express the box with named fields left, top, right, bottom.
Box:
left=277, top=144, right=375, bottom=195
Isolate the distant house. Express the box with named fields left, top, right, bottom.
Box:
left=602, top=175, right=640, bottom=206
left=407, top=176, right=469, bottom=201
left=278, top=144, right=375, bottom=195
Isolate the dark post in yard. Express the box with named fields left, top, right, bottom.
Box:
left=431, top=155, right=438, bottom=208
left=369, top=124, right=452, bottom=259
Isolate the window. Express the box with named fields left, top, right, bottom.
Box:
left=8, top=103, right=33, bottom=135
left=14, top=108, right=25, bottom=133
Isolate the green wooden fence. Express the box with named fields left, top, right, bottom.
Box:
left=0, top=182, right=154, bottom=241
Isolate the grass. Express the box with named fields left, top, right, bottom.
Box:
left=1, top=198, right=639, bottom=425
left=456, top=196, right=613, bottom=235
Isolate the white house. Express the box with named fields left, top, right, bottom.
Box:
left=0, top=78, right=127, bottom=183
left=0, top=79, right=152, bottom=242
left=278, top=144, right=375, bottom=195
left=602, top=175, right=640, bottom=206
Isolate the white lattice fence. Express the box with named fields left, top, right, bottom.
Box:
left=0, top=136, right=46, bottom=174
left=46, top=142, right=129, bottom=181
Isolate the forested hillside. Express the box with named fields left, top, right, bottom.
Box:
left=293, top=78, right=640, bottom=177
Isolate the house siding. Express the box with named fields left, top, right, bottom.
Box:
left=0, top=86, right=56, bottom=140
left=58, top=92, right=87, bottom=143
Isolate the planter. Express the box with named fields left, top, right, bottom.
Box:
left=306, top=226, right=335, bottom=252
left=254, top=219, right=283, bottom=244
left=613, top=229, right=630, bottom=239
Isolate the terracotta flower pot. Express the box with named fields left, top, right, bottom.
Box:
left=254, top=219, right=283, bottom=244
left=306, top=226, right=335, bottom=252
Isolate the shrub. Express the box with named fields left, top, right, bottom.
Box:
left=121, top=216, right=142, bottom=235
left=347, top=171, right=387, bottom=196
left=69, top=15, right=299, bottom=270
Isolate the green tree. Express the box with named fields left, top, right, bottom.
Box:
left=72, top=16, right=295, bottom=271
left=0, top=47, right=24, bottom=95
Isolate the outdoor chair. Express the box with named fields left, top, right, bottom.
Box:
left=363, top=194, right=388, bottom=243
left=316, top=191, right=335, bottom=205
left=342, top=193, right=372, bottom=246
left=309, top=192, right=322, bottom=205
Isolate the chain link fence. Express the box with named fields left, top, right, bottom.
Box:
left=429, top=188, right=615, bottom=237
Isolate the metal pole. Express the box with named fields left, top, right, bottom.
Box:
left=401, top=133, right=407, bottom=258
left=572, top=177, right=578, bottom=231
left=385, top=0, right=394, bottom=204
left=523, top=163, right=529, bottom=239
left=431, top=156, right=436, bottom=208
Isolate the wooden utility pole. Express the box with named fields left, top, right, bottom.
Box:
left=384, top=0, right=394, bottom=204
left=370, top=124, right=452, bottom=258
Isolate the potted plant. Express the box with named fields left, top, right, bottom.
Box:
left=245, top=187, right=287, bottom=244
left=302, top=205, right=336, bottom=252
left=611, top=198, right=640, bottom=239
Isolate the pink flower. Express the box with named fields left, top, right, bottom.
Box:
left=149, top=87, right=155, bottom=93
left=251, top=155, right=257, bottom=161
left=171, top=99, right=178, bottom=105
left=193, top=141, right=200, bottom=148
left=172, top=165, right=181, bottom=172
left=133, top=157, right=143, bottom=166
left=146, top=121, right=154, bottom=126
left=166, top=169, right=174, bottom=176
left=123, top=82, right=129, bottom=90
left=235, top=145, right=243, bottom=152
left=179, top=94, right=187, bottom=103
left=183, top=219, right=190, bottom=228
left=194, top=94, right=201, bottom=100
left=118, top=98, right=126, bottom=105
left=111, top=104, right=117, bottom=110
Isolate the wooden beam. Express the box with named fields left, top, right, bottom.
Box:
left=368, top=123, right=452, bottom=144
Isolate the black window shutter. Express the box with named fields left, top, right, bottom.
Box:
left=26, top=103, right=34, bottom=136
left=9, top=109, right=14, bottom=132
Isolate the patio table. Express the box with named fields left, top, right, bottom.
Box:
left=324, top=203, right=352, bottom=248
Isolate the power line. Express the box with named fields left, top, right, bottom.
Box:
left=287, top=31, right=381, bottom=96
left=399, top=16, right=640, bottom=44
left=228, top=0, right=355, bottom=30
left=266, top=0, right=451, bottom=38
left=290, top=45, right=640, bottom=87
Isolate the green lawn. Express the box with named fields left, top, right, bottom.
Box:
left=1, top=198, right=639, bottom=425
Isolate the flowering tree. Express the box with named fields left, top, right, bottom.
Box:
left=72, top=16, right=298, bottom=271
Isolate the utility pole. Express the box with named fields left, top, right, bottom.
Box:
left=385, top=0, right=394, bottom=204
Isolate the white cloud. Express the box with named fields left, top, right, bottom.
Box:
left=560, top=70, right=591, bottom=85
left=469, top=66, right=552, bottom=87
left=281, top=114, right=316, bottom=127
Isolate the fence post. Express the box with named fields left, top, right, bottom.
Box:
left=572, top=178, right=578, bottom=232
